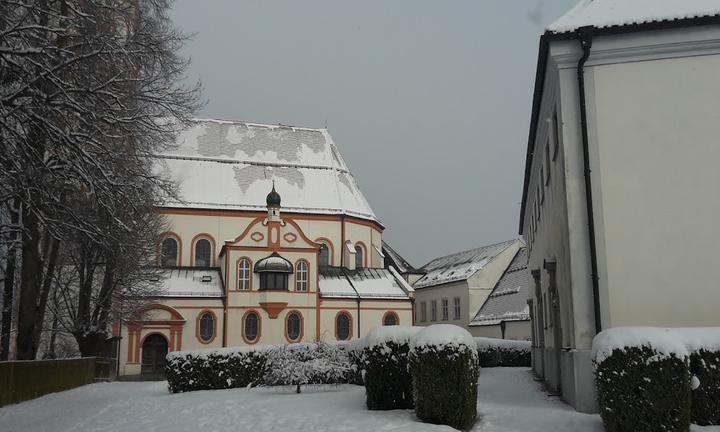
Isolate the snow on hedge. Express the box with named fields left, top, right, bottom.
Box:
left=410, top=324, right=476, bottom=353
left=592, top=327, right=720, bottom=365
left=475, top=337, right=531, bottom=352
left=364, top=325, right=423, bottom=348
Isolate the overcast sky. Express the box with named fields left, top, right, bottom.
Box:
left=170, top=0, right=578, bottom=266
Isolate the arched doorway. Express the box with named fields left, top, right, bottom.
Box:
left=141, top=334, right=168, bottom=377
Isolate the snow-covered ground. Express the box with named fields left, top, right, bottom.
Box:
left=1, top=368, right=718, bottom=432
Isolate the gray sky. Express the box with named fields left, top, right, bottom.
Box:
left=170, top=0, right=577, bottom=266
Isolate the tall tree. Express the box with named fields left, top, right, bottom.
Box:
left=0, top=0, right=200, bottom=359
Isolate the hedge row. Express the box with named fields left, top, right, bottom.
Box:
left=592, top=327, right=720, bottom=431
left=166, top=341, right=360, bottom=393
left=474, top=337, right=531, bottom=367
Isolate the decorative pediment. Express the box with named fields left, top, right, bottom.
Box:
left=259, top=301, right=288, bottom=319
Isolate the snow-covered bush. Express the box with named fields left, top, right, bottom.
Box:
left=409, top=325, right=479, bottom=430
left=166, top=347, right=268, bottom=393
left=362, top=326, right=422, bottom=410
left=263, top=342, right=353, bottom=393
left=338, top=339, right=365, bottom=385
left=593, top=328, right=691, bottom=432
left=474, top=337, right=531, bottom=367
left=690, top=348, right=720, bottom=425
left=166, top=341, right=360, bottom=394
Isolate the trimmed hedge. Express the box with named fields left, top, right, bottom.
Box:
left=410, top=325, right=479, bottom=431
left=596, top=346, right=691, bottom=432
left=690, top=349, right=720, bottom=426
left=475, top=337, right=531, bottom=367
left=166, top=347, right=268, bottom=393
left=166, top=342, right=358, bottom=393
left=363, top=326, right=421, bottom=410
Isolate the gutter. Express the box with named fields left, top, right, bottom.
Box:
left=575, top=26, right=602, bottom=335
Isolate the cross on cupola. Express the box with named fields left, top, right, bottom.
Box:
left=266, top=180, right=282, bottom=222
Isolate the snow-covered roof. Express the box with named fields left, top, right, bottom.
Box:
left=548, top=0, right=720, bottom=34
left=155, top=119, right=378, bottom=223
left=382, top=240, right=421, bottom=274
left=470, top=248, right=530, bottom=327
left=318, top=267, right=412, bottom=300
left=413, top=240, right=518, bottom=289
left=155, top=268, right=224, bottom=298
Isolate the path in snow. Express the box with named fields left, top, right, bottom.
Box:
left=1, top=368, right=718, bottom=432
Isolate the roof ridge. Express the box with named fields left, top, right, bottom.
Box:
left=153, top=153, right=351, bottom=173
left=190, top=117, right=326, bottom=132
left=420, top=239, right=518, bottom=268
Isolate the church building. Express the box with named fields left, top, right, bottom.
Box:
left=117, top=119, right=414, bottom=377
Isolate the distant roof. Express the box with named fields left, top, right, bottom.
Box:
left=382, top=241, right=421, bottom=274
left=155, top=119, right=379, bottom=223
left=155, top=268, right=224, bottom=298
left=548, top=0, right=720, bottom=34
left=413, top=239, right=518, bottom=289
left=470, top=248, right=530, bottom=327
left=318, top=267, right=413, bottom=300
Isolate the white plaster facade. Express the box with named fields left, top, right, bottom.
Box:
left=521, top=21, right=720, bottom=413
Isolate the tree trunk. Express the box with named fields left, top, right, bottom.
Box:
left=0, top=199, right=19, bottom=360
left=16, top=208, right=43, bottom=360
left=74, top=332, right=108, bottom=358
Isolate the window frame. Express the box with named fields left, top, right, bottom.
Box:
left=315, top=238, right=334, bottom=266
left=453, top=297, right=461, bottom=320
left=430, top=300, right=437, bottom=322
left=285, top=311, right=303, bottom=342
left=196, top=310, right=216, bottom=344
left=354, top=243, right=366, bottom=269
left=237, top=257, right=252, bottom=290
left=335, top=311, right=352, bottom=341
left=382, top=311, right=399, bottom=326
left=259, top=272, right=289, bottom=290
left=441, top=298, right=449, bottom=321
left=242, top=310, right=261, bottom=344
left=160, top=234, right=180, bottom=267
left=190, top=234, right=215, bottom=267
left=295, top=260, right=309, bottom=292
left=420, top=301, right=427, bottom=322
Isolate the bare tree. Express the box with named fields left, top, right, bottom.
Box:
left=0, top=0, right=200, bottom=359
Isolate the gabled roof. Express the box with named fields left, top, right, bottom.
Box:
left=155, top=267, right=224, bottom=298
left=413, top=240, right=518, bottom=289
left=156, top=119, right=379, bottom=223
left=548, top=0, right=720, bottom=34
left=318, top=267, right=413, bottom=300
left=470, top=248, right=530, bottom=327
left=382, top=240, right=422, bottom=275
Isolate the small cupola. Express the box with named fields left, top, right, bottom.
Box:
left=254, top=252, right=293, bottom=274
left=266, top=181, right=282, bottom=221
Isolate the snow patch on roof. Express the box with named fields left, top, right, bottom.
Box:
left=548, top=0, right=720, bottom=34
left=156, top=119, right=378, bottom=222
left=318, top=267, right=410, bottom=299
left=155, top=268, right=224, bottom=298
left=414, top=239, right=518, bottom=289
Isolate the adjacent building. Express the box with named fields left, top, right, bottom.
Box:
left=412, top=239, right=525, bottom=337
left=468, top=247, right=530, bottom=339
left=520, top=0, right=720, bottom=412
left=117, top=119, right=414, bottom=377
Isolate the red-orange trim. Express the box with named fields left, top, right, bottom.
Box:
left=284, top=310, right=304, bottom=343
left=382, top=311, right=400, bottom=326
left=241, top=309, right=262, bottom=344
left=138, top=331, right=170, bottom=364
left=195, top=309, right=218, bottom=344
left=189, top=233, right=216, bottom=267
left=354, top=241, right=368, bottom=268
left=159, top=232, right=182, bottom=266
left=334, top=310, right=353, bottom=341
left=293, top=259, right=311, bottom=292
left=226, top=216, right=266, bottom=245
left=136, top=303, right=185, bottom=322
left=315, top=237, right=335, bottom=266
left=284, top=218, right=323, bottom=248
left=236, top=256, right=253, bottom=291
left=259, top=301, right=288, bottom=319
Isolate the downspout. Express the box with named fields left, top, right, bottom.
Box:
left=340, top=215, right=346, bottom=267
left=576, top=26, right=602, bottom=335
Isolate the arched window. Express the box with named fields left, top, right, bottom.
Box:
left=354, top=244, right=364, bottom=268
left=295, top=261, right=308, bottom=291
left=198, top=312, right=215, bottom=343
left=243, top=311, right=259, bottom=343
left=318, top=243, right=330, bottom=267
left=161, top=237, right=178, bottom=267
left=383, top=311, right=398, bottom=326
left=194, top=238, right=211, bottom=267
left=286, top=312, right=302, bottom=342
left=336, top=312, right=351, bottom=341
left=238, top=258, right=251, bottom=290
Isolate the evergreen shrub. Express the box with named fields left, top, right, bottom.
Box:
left=166, top=348, right=267, bottom=393
left=595, top=346, right=691, bottom=432
left=410, top=325, right=479, bottom=431
left=475, top=337, right=531, bottom=367
left=690, top=349, right=720, bottom=426
left=363, top=326, right=422, bottom=410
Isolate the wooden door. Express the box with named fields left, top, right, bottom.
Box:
left=141, top=334, right=168, bottom=376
